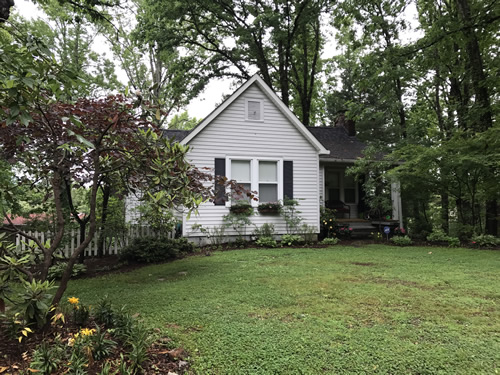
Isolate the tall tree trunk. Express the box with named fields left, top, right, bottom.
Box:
left=455, top=0, right=496, bottom=234
left=441, top=192, right=449, bottom=234
left=97, top=183, right=111, bottom=257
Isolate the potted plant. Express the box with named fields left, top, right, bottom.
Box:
left=257, top=202, right=281, bottom=215
left=229, top=201, right=254, bottom=216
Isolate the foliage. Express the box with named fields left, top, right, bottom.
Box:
left=280, top=198, right=303, bottom=235
left=0, top=95, right=216, bottom=308
left=228, top=201, right=254, bottom=216
left=48, top=262, right=87, bottom=281
left=192, top=224, right=226, bottom=248
left=119, top=237, right=194, bottom=264
left=320, top=206, right=337, bottom=238
left=321, top=237, right=339, bottom=245
left=16, top=279, right=55, bottom=328
left=125, top=321, right=152, bottom=373
left=427, top=230, right=460, bottom=247
left=30, top=340, right=65, bottom=375
left=390, top=235, right=413, bottom=247
left=136, top=0, right=328, bottom=125
left=393, top=227, right=406, bottom=236
left=471, top=234, right=500, bottom=248
left=168, top=111, right=199, bottom=130
left=91, top=324, right=117, bottom=361
left=94, top=296, right=115, bottom=328
left=336, top=225, right=353, bottom=238
left=299, top=224, right=317, bottom=244
left=257, top=202, right=282, bottom=214
left=281, top=234, right=304, bottom=247
left=255, top=237, right=278, bottom=248
left=223, top=211, right=253, bottom=240
left=135, top=200, right=177, bottom=234
left=253, top=223, right=275, bottom=239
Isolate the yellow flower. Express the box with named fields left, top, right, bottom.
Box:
left=329, top=226, right=333, bottom=229
left=80, top=328, right=96, bottom=336
left=68, top=297, right=79, bottom=305
left=329, top=219, right=333, bottom=222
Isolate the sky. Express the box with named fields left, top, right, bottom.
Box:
left=14, top=0, right=420, bottom=121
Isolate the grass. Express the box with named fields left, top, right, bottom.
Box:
left=68, top=245, right=500, bottom=374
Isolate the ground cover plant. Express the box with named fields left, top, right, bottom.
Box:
left=64, top=245, right=499, bottom=374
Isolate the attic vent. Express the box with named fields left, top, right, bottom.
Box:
left=246, top=99, right=263, bottom=121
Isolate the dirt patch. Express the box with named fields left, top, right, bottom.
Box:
left=351, top=262, right=376, bottom=267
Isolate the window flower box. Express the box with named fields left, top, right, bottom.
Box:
left=229, top=202, right=254, bottom=216
left=257, top=202, right=281, bottom=215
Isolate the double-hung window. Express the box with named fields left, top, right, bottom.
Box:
left=227, top=158, right=282, bottom=205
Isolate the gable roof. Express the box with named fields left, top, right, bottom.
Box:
left=178, top=75, right=329, bottom=155
left=307, top=126, right=367, bottom=162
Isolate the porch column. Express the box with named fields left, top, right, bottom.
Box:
left=391, top=181, right=403, bottom=228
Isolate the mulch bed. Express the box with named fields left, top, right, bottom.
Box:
left=0, top=319, right=189, bottom=374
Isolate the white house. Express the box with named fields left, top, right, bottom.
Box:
left=127, top=75, right=403, bottom=241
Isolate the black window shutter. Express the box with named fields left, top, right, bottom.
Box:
left=214, top=158, right=226, bottom=205
left=283, top=161, right=293, bottom=201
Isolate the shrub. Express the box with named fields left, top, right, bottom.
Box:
left=253, top=223, right=275, bottom=238
left=447, top=237, right=460, bottom=248
left=119, top=237, right=194, bottom=263
left=427, top=230, right=449, bottom=242
left=471, top=234, right=500, bottom=247
left=30, top=341, right=65, bottom=374
left=17, top=279, right=55, bottom=328
left=427, top=230, right=460, bottom=248
left=322, top=237, right=339, bottom=245
left=390, top=235, right=413, bottom=247
left=299, top=224, right=317, bottom=244
left=281, top=234, right=304, bottom=246
left=48, top=262, right=87, bottom=281
left=255, top=237, right=277, bottom=248
left=94, top=296, right=115, bottom=328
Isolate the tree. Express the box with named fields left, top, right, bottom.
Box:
left=0, top=95, right=215, bottom=307
left=136, top=0, right=329, bottom=126
left=168, top=111, right=199, bottom=130
left=101, top=1, right=210, bottom=126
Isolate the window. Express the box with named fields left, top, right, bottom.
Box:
left=227, top=158, right=282, bottom=205
left=245, top=99, right=263, bottom=121
left=327, top=172, right=340, bottom=201
left=231, top=160, right=251, bottom=201
left=344, top=175, right=356, bottom=203
left=259, top=161, right=278, bottom=202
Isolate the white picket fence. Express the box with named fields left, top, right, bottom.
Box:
left=15, top=225, right=173, bottom=258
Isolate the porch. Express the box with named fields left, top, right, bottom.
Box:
left=320, top=162, right=403, bottom=228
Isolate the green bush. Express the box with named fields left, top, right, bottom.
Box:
left=255, top=237, right=277, bottom=248
left=281, top=234, right=304, bottom=246
left=471, top=234, right=500, bottom=247
left=47, top=262, right=87, bottom=281
left=447, top=237, right=461, bottom=248
left=427, top=230, right=449, bottom=242
left=390, top=235, right=413, bottom=247
left=253, top=223, right=275, bottom=238
left=119, top=237, right=194, bottom=263
left=427, top=230, right=460, bottom=248
left=321, top=237, right=339, bottom=245
left=17, top=280, right=55, bottom=328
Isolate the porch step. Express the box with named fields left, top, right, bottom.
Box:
left=336, top=220, right=376, bottom=238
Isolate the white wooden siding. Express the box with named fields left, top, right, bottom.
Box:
left=184, top=83, right=320, bottom=238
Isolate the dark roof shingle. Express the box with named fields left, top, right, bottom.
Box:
left=307, top=126, right=366, bottom=161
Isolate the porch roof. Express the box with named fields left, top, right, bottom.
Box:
left=306, top=126, right=366, bottom=162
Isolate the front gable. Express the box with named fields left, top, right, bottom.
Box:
left=181, top=75, right=329, bottom=156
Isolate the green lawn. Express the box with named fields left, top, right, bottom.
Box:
left=68, top=245, right=500, bottom=374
